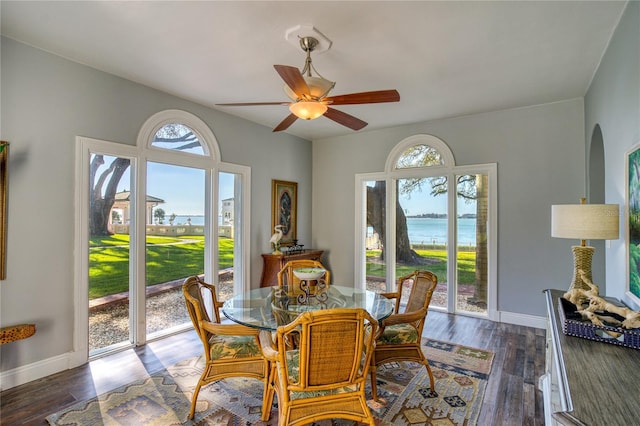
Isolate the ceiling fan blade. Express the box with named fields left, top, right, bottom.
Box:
left=324, top=89, right=400, bottom=105
left=273, top=113, right=298, bottom=132
left=216, top=102, right=290, bottom=106
left=274, top=65, right=310, bottom=98
left=323, top=107, right=368, bottom=131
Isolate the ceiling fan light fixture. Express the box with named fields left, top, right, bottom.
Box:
left=217, top=29, right=399, bottom=132
left=289, top=101, right=327, bottom=120
left=283, top=76, right=335, bottom=101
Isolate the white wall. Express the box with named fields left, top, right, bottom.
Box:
left=0, top=37, right=311, bottom=374
left=312, top=99, right=586, bottom=318
left=585, top=2, right=640, bottom=308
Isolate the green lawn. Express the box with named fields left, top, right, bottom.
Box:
left=90, top=235, right=476, bottom=299
left=366, top=248, right=476, bottom=284
left=89, top=235, right=234, bottom=299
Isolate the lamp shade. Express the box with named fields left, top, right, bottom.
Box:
left=551, top=203, right=619, bottom=240
left=289, top=101, right=328, bottom=120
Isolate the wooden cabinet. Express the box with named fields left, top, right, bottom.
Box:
left=260, top=250, right=324, bottom=287
left=541, top=289, right=640, bottom=425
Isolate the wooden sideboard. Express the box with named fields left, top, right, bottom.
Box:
left=541, top=289, right=640, bottom=425
left=260, top=249, right=324, bottom=287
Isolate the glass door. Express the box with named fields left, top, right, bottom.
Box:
left=145, top=161, right=205, bottom=339
left=456, top=173, right=488, bottom=314
left=79, top=111, right=251, bottom=361
left=397, top=177, right=449, bottom=308
left=217, top=171, right=241, bottom=302
left=364, top=180, right=387, bottom=292
left=88, top=154, right=133, bottom=355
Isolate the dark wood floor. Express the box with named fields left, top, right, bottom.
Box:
left=0, top=311, right=546, bottom=425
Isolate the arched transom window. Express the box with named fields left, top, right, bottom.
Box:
left=151, top=123, right=207, bottom=155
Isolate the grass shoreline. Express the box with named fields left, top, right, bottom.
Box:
left=89, top=235, right=477, bottom=299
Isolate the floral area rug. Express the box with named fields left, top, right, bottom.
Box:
left=46, top=338, right=493, bottom=426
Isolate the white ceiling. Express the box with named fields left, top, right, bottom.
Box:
left=1, top=1, right=627, bottom=141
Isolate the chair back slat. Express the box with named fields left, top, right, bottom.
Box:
left=276, top=308, right=377, bottom=393
left=182, top=276, right=223, bottom=344
left=400, top=270, right=438, bottom=315
left=307, top=320, right=360, bottom=385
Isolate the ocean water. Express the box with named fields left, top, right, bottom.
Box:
left=173, top=215, right=477, bottom=246
left=172, top=215, right=205, bottom=226
left=368, top=217, right=476, bottom=246
left=407, top=217, right=476, bottom=246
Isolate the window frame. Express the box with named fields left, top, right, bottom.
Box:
left=73, top=110, right=249, bottom=364
left=355, top=134, right=498, bottom=320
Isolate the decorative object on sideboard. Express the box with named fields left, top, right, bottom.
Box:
left=560, top=270, right=640, bottom=347
left=551, top=198, right=619, bottom=291
left=269, top=224, right=283, bottom=254
left=282, top=239, right=305, bottom=255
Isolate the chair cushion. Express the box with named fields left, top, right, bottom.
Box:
left=209, top=334, right=261, bottom=360
left=377, top=323, right=419, bottom=345
left=283, top=350, right=357, bottom=400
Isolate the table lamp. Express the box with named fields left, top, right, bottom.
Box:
left=551, top=198, right=619, bottom=291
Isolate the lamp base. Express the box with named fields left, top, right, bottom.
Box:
left=569, top=245, right=594, bottom=291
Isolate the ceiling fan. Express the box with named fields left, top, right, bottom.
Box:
left=217, top=36, right=400, bottom=132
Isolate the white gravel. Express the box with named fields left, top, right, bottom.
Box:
left=89, top=279, right=484, bottom=351
left=89, top=280, right=234, bottom=352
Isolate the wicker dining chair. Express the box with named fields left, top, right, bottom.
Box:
left=259, top=308, right=378, bottom=426
left=182, top=276, right=271, bottom=421
left=277, top=259, right=331, bottom=296
left=370, top=269, right=438, bottom=401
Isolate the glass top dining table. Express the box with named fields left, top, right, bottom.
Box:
left=221, top=285, right=394, bottom=331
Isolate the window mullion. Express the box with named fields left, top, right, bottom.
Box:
left=447, top=172, right=457, bottom=313
left=386, top=177, right=397, bottom=292
left=133, top=160, right=146, bottom=346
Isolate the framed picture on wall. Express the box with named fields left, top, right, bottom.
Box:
left=626, top=142, right=640, bottom=304
left=272, top=180, right=297, bottom=246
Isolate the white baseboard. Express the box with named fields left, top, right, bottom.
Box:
left=499, top=310, right=547, bottom=329
left=0, top=352, right=75, bottom=391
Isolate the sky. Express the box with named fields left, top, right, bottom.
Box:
left=111, top=159, right=234, bottom=216
left=374, top=181, right=477, bottom=216
left=399, top=192, right=476, bottom=216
